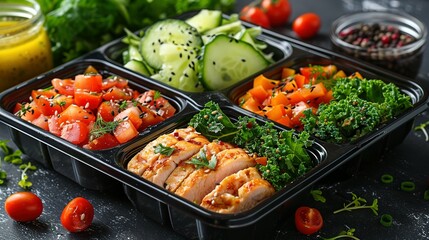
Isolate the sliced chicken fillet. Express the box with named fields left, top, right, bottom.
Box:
left=174, top=148, right=256, bottom=204
left=165, top=141, right=234, bottom=191
left=201, top=167, right=275, bottom=213
left=142, top=127, right=209, bottom=186
left=127, top=134, right=178, bottom=176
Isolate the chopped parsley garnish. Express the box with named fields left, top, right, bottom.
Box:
left=153, top=144, right=175, bottom=156
left=187, top=148, right=217, bottom=169
left=90, top=117, right=121, bottom=141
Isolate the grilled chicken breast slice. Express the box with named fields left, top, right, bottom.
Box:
left=200, top=167, right=275, bottom=213
left=174, top=148, right=256, bottom=204
left=127, top=134, right=178, bottom=176
left=165, top=141, right=234, bottom=192
left=141, top=127, right=210, bottom=186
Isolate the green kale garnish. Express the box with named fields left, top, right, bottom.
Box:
left=302, top=77, right=412, bottom=144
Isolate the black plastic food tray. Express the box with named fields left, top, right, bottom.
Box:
left=0, top=13, right=428, bottom=240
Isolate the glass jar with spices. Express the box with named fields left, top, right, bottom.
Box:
left=0, top=0, right=53, bottom=91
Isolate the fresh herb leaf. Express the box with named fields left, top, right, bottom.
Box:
left=322, top=228, right=360, bottom=240
left=18, top=162, right=37, bottom=189
left=334, top=192, right=379, bottom=215
left=153, top=144, right=175, bottom=156
left=0, top=140, right=12, bottom=155
left=90, top=117, right=121, bottom=141
left=414, top=121, right=429, bottom=141
left=310, top=189, right=326, bottom=203
left=153, top=91, right=161, bottom=100
left=187, top=148, right=217, bottom=169
left=4, top=150, right=23, bottom=165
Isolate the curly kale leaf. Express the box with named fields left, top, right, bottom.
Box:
left=304, top=77, right=412, bottom=143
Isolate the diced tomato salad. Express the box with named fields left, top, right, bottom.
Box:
left=13, top=66, right=176, bottom=150
left=238, top=65, right=347, bottom=130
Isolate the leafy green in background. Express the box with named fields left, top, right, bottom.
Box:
left=36, top=0, right=236, bottom=65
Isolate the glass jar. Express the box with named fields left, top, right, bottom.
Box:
left=0, top=0, right=53, bottom=91
left=330, top=11, right=427, bottom=78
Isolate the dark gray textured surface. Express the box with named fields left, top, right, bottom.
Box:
left=1, top=0, right=429, bottom=239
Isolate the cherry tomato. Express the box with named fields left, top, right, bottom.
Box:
left=295, top=206, right=323, bottom=235
left=61, top=197, right=94, bottom=233
left=240, top=5, right=271, bottom=29
left=261, top=0, right=292, bottom=27
left=292, top=13, right=321, bottom=39
left=4, top=192, right=43, bottom=222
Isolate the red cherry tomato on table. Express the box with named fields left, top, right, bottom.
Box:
left=4, top=192, right=43, bottom=222
left=292, top=13, right=321, bottom=39
left=295, top=206, right=323, bottom=235
left=261, top=0, right=292, bottom=27
left=61, top=197, right=94, bottom=232
left=240, top=5, right=271, bottom=29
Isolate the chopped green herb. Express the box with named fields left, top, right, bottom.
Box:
left=380, top=214, right=393, bottom=227
left=334, top=192, right=378, bottom=215
left=0, top=157, right=6, bottom=185
left=310, top=189, right=326, bottom=203
left=153, top=90, right=161, bottom=100
left=380, top=174, right=394, bottom=184
left=153, top=144, right=175, bottom=156
left=90, top=117, right=121, bottom=141
left=414, top=121, right=429, bottom=141
left=18, top=162, right=37, bottom=189
left=0, top=140, right=12, bottom=155
left=187, top=148, right=217, bottom=169
left=322, top=228, right=360, bottom=240
left=4, top=150, right=23, bottom=165
left=400, top=181, right=415, bottom=192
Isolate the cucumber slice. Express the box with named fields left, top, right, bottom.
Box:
left=124, top=60, right=151, bottom=76
left=186, top=9, right=222, bottom=33
left=140, top=19, right=203, bottom=69
left=151, top=43, right=204, bottom=92
left=199, top=35, right=269, bottom=90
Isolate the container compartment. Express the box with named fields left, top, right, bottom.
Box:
left=116, top=106, right=329, bottom=239
left=0, top=59, right=189, bottom=190
left=98, top=12, right=294, bottom=95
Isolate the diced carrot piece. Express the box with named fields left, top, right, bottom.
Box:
left=266, top=104, right=286, bottom=121
left=349, top=72, right=363, bottom=79
left=248, top=85, right=270, bottom=104
left=294, top=74, right=307, bottom=88
left=241, top=97, right=261, bottom=113
left=282, top=79, right=298, bottom=93
left=333, top=70, right=346, bottom=79
left=281, top=68, right=296, bottom=79
left=300, top=83, right=327, bottom=100
left=271, top=91, right=290, bottom=106
left=286, top=89, right=305, bottom=104
left=253, top=74, right=279, bottom=90
left=276, top=115, right=293, bottom=128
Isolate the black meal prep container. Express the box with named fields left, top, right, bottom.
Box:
left=0, top=12, right=428, bottom=240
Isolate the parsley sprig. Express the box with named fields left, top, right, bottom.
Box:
left=334, top=192, right=379, bottom=215
left=90, top=117, right=121, bottom=141
left=153, top=144, right=175, bottom=156
left=310, top=189, right=326, bottom=203
left=18, top=162, right=37, bottom=189
left=322, top=228, right=360, bottom=240
left=414, top=120, right=429, bottom=141
left=187, top=148, right=217, bottom=169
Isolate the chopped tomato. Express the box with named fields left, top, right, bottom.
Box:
left=138, top=105, right=165, bottom=130
left=103, top=86, right=133, bottom=101
left=74, top=74, right=103, bottom=92
left=83, top=133, right=120, bottom=150
left=74, top=89, right=102, bottom=110
left=57, top=104, right=96, bottom=126
left=52, top=78, right=74, bottom=96
left=31, top=114, right=49, bottom=131
left=113, top=120, right=139, bottom=144
left=60, top=122, right=89, bottom=145
left=31, top=88, right=56, bottom=100
left=114, top=106, right=143, bottom=130
left=295, top=206, right=323, bottom=235
left=48, top=114, right=61, bottom=136
left=15, top=102, right=42, bottom=122
left=137, top=90, right=176, bottom=118
left=281, top=67, right=295, bottom=79
left=97, top=101, right=120, bottom=122
left=33, top=94, right=73, bottom=116
left=102, top=76, right=129, bottom=90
